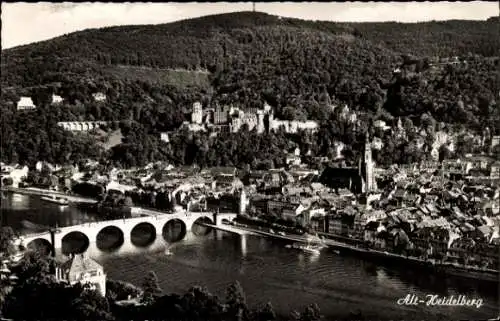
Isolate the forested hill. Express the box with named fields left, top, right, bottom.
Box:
left=1, top=12, right=499, bottom=167
left=3, top=12, right=499, bottom=61
left=2, top=12, right=498, bottom=115
left=352, top=19, right=500, bottom=58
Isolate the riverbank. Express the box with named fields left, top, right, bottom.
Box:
left=1, top=187, right=98, bottom=204
left=205, top=223, right=261, bottom=236
left=222, top=222, right=500, bottom=284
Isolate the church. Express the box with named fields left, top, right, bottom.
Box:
left=318, top=133, right=376, bottom=194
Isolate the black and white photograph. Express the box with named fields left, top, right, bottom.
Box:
left=0, top=2, right=499, bottom=321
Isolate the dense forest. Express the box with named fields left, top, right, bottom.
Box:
left=1, top=12, right=499, bottom=168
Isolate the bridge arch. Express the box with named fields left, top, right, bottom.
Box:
left=62, top=231, right=90, bottom=255
left=26, top=238, right=53, bottom=256
left=191, top=216, right=214, bottom=236
left=96, top=225, right=124, bottom=251
left=162, top=219, right=187, bottom=243
left=131, top=222, right=157, bottom=247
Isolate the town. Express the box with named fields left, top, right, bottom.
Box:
left=2, top=100, right=499, bottom=280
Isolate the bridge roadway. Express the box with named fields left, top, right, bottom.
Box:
left=17, top=211, right=237, bottom=250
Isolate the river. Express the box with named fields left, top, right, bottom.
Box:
left=1, top=193, right=498, bottom=320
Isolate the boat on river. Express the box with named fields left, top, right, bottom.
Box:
left=285, top=234, right=327, bottom=254
left=40, top=195, right=69, bottom=206
left=286, top=242, right=325, bottom=254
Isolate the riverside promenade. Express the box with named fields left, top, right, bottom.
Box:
left=1, top=187, right=98, bottom=204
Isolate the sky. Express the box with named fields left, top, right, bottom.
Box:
left=2, top=2, right=498, bottom=49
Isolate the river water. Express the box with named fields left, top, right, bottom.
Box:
left=1, top=193, right=498, bottom=320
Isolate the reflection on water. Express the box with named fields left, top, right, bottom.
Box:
left=11, top=193, right=31, bottom=209
left=309, top=251, right=320, bottom=263
left=240, top=234, right=247, bottom=257
left=2, top=193, right=499, bottom=320
left=1, top=193, right=99, bottom=232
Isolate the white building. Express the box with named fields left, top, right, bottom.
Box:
left=17, top=97, right=36, bottom=110
left=374, top=120, right=390, bottom=131
left=92, top=92, right=107, bottom=102
left=55, top=254, right=106, bottom=297
left=160, top=132, right=170, bottom=143
left=106, top=181, right=137, bottom=194
left=270, top=120, right=319, bottom=134
left=191, top=102, right=203, bottom=124
left=2, top=165, right=29, bottom=188
left=492, top=136, right=500, bottom=150
left=52, top=95, right=63, bottom=104
left=181, top=121, right=206, bottom=132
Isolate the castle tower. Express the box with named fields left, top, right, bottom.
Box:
left=191, top=102, right=203, bottom=124
left=257, top=110, right=265, bottom=134
left=363, top=132, right=375, bottom=193
left=231, top=115, right=241, bottom=133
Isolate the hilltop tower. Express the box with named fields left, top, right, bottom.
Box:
left=191, top=102, right=203, bottom=124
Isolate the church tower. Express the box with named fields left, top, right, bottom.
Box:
left=239, top=188, right=248, bottom=215
left=362, top=132, right=375, bottom=193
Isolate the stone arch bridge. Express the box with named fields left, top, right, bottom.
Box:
left=17, top=211, right=236, bottom=252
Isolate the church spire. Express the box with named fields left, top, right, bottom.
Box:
left=363, top=131, right=374, bottom=193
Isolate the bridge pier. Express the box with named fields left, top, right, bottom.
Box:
left=53, top=232, right=67, bottom=252
left=213, top=212, right=218, bottom=226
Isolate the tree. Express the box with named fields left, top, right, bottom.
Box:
left=0, top=227, right=17, bottom=258
left=70, top=283, right=114, bottom=321
left=225, top=281, right=249, bottom=321
left=177, top=286, right=225, bottom=321
left=3, top=274, right=113, bottom=321
left=299, top=303, right=322, bottom=321
left=123, top=196, right=134, bottom=207
left=11, top=251, right=51, bottom=283
left=254, top=302, right=276, bottom=321
left=141, top=271, right=162, bottom=305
